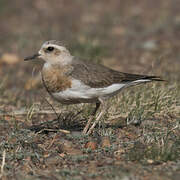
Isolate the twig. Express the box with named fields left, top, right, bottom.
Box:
left=47, top=133, right=58, bottom=149
left=0, top=150, right=6, bottom=178
left=36, top=128, right=70, bottom=135
left=0, top=110, right=62, bottom=116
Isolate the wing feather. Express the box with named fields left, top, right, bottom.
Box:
left=69, top=57, right=163, bottom=88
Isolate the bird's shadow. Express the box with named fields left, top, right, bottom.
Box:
left=27, top=110, right=86, bottom=134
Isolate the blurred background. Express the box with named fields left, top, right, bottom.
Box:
left=0, top=0, right=180, bottom=106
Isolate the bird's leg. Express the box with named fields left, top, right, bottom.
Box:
left=86, top=99, right=107, bottom=135
left=82, top=102, right=101, bottom=135
left=92, top=102, right=101, bottom=116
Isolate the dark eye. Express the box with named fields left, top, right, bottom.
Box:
left=47, top=46, right=54, bottom=52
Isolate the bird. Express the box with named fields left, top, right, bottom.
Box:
left=24, top=40, right=164, bottom=135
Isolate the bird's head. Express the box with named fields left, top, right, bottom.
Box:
left=24, top=40, right=72, bottom=65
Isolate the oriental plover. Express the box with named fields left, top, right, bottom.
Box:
left=24, top=40, right=164, bottom=135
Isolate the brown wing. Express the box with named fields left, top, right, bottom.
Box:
left=70, top=57, right=163, bottom=88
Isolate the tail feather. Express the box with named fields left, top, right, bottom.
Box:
left=142, top=76, right=165, bottom=82
left=121, top=72, right=165, bottom=83
left=125, top=75, right=165, bottom=87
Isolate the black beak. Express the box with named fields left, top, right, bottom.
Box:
left=24, top=53, right=40, bottom=61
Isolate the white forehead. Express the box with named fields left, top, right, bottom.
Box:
left=41, top=42, right=67, bottom=51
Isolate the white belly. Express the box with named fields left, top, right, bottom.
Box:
left=52, top=79, right=126, bottom=104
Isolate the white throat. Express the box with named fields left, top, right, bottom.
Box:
left=42, top=54, right=73, bottom=66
